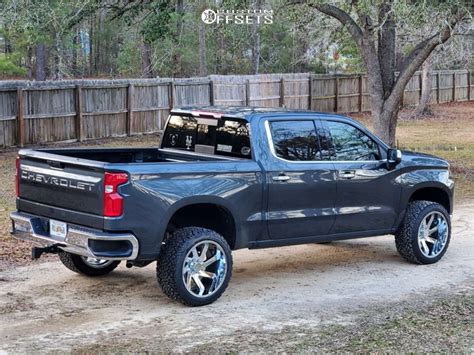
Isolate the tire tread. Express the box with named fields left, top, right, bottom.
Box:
left=58, top=251, right=120, bottom=276
left=156, top=227, right=232, bottom=306
left=395, top=200, right=450, bottom=264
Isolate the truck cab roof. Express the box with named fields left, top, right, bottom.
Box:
left=171, top=105, right=358, bottom=124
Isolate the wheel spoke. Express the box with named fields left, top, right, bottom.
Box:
left=426, top=214, right=435, bottom=229
left=192, top=274, right=206, bottom=296
left=425, top=236, right=437, bottom=244
left=199, top=270, right=216, bottom=279
left=200, top=243, right=209, bottom=261
left=186, top=272, right=193, bottom=289
left=420, top=240, right=430, bottom=255
left=202, top=255, right=217, bottom=268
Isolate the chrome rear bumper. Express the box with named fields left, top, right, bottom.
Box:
left=10, top=212, right=139, bottom=260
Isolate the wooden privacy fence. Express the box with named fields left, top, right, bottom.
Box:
left=0, top=70, right=471, bottom=148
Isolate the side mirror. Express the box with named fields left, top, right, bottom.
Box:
left=387, top=148, right=402, bottom=166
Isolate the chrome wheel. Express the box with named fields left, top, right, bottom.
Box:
left=182, top=240, right=227, bottom=298
left=81, top=257, right=114, bottom=269
left=417, top=211, right=449, bottom=258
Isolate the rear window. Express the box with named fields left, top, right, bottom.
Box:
left=162, top=115, right=252, bottom=159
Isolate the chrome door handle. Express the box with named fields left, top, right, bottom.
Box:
left=272, top=175, right=291, bottom=182
left=339, top=170, right=356, bottom=179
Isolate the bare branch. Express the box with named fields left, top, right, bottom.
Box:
left=291, top=1, right=363, bottom=47
left=386, top=11, right=467, bottom=109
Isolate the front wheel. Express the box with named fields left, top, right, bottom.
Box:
left=59, top=251, right=121, bottom=276
left=156, top=227, right=233, bottom=306
left=395, top=201, right=451, bottom=264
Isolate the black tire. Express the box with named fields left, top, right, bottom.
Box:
left=58, top=251, right=121, bottom=276
left=395, top=200, right=451, bottom=264
left=156, top=227, right=233, bottom=306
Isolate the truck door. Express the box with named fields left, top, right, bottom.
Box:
left=263, top=118, right=337, bottom=240
left=319, top=119, right=401, bottom=234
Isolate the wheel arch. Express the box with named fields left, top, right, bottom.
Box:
left=162, top=197, right=238, bottom=250
left=408, top=185, right=452, bottom=214
left=393, top=182, right=453, bottom=233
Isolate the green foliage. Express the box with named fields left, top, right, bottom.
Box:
left=0, top=55, right=27, bottom=77
left=0, top=0, right=470, bottom=79
left=116, top=38, right=142, bottom=77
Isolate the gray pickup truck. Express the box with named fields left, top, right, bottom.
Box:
left=11, top=106, right=454, bottom=306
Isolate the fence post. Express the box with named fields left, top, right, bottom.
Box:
left=436, top=72, right=441, bottom=104
left=452, top=72, right=456, bottom=102
left=334, top=77, right=339, bottom=113
left=126, top=83, right=134, bottom=136
left=209, top=80, right=215, bottom=105
left=169, top=81, right=175, bottom=109
left=308, top=75, right=312, bottom=110
left=16, top=88, right=24, bottom=147
left=358, top=74, right=363, bottom=112
left=418, top=72, right=422, bottom=105
left=75, top=85, right=83, bottom=142
left=279, top=78, right=285, bottom=107
left=467, top=70, right=471, bottom=101
left=245, top=80, right=250, bottom=106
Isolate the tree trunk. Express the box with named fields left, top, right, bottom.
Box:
left=372, top=102, right=400, bottom=147
left=26, top=47, right=33, bottom=79
left=4, top=27, right=12, bottom=54
left=198, top=21, right=207, bottom=76
left=89, top=16, right=94, bottom=76
left=416, top=56, right=433, bottom=115
left=172, top=0, right=185, bottom=77
left=72, top=30, right=79, bottom=77
left=52, top=32, right=62, bottom=80
left=251, top=0, right=262, bottom=74
left=140, top=42, right=154, bottom=78
left=34, top=43, right=47, bottom=81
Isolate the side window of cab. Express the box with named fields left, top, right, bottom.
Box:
left=269, top=120, right=322, bottom=161
left=323, top=121, right=381, bottom=161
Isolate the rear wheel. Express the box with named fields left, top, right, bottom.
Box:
left=156, top=227, right=232, bottom=306
left=59, top=251, right=120, bottom=276
left=395, top=201, right=451, bottom=264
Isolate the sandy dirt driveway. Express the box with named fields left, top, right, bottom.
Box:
left=1, top=204, right=473, bottom=352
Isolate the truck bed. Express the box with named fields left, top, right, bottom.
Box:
left=16, top=146, right=251, bottom=227
left=26, top=147, right=242, bottom=164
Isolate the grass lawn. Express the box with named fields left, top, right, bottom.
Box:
left=0, top=101, right=473, bottom=266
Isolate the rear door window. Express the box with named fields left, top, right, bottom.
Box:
left=269, top=120, right=322, bottom=161
left=162, top=115, right=252, bottom=159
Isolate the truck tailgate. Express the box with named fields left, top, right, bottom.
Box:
left=18, top=155, right=104, bottom=216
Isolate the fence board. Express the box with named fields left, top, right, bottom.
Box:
left=81, top=86, right=127, bottom=139
left=132, top=84, right=170, bottom=132
left=0, top=70, right=470, bottom=148
left=0, top=90, right=17, bottom=147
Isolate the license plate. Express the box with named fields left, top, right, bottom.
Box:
left=50, top=219, right=67, bottom=239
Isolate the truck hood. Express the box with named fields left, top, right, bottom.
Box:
left=401, top=150, right=449, bottom=168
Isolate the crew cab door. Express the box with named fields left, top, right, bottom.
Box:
left=263, top=118, right=336, bottom=240
left=319, top=119, right=401, bottom=234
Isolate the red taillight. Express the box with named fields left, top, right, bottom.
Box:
left=103, top=172, right=128, bottom=217
left=15, top=157, right=20, bottom=197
